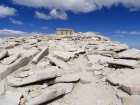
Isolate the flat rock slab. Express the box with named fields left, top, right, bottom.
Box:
left=0, top=91, right=22, bottom=105
left=108, top=59, right=139, bottom=68
left=48, top=56, right=70, bottom=70
left=32, top=47, right=49, bottom=64
left=1, top=53, right=21, bottom=65
left=122, top=95, right=140, bottom=105
left=107, top=68, right=140, bottom=95
left=0, top=51, right=8, bottom=60
left=118, top=48, right=140, bottom=60
left=54, top=51, right=72, bottom=62
left=0, top=56, right=29, bottom=81
left=0, top=79, right=6, bottom=95
left=55, top=73, right=80, bottom=83
left=25, top=83, right=74, bottom=105
left=86, top=64, right=104, bottom=72
left=87, top=55, right=113, bottom=63
left=7, top=66, right=61, bottom=86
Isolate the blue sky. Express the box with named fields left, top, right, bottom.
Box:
left=0, top=0, right=140, bottom=49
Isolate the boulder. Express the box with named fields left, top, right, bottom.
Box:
left=7, top=66, right=61, bottom=86
left=1, top=53, right=21, bottom=65
left=48, top=56, right=70, bottom=70
left=25, top=83, right=74, bottom=105
left=32, top=48, right=49, bottom=64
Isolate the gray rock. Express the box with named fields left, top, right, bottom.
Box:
left=0, top=51, right=8, bottom=60
left=117, top=48, right=140, bottom=60
left=54, top=51, right=72, bottom=62
left=86, top=64, right=104, bottom=72
left=1, top=53, right=21, bottom=65
left=32, top=48, right=49, bottom=64
left=0, top=79, right=6, bottom=95
left=0, top=56, right=29, bottom=81
left=108, top=59, right=139, bottom=68
left=0, top=91, right=22, bottom=105
left=25, top=83, right=74, bottom=105
left=7, top=66, right=61, bottom=86
left=48, top=56, right=70, bottom=70
left=55, top=73, right=80, bottom=83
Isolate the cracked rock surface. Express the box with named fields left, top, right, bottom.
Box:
left=0, top=32, right=139, bottom=105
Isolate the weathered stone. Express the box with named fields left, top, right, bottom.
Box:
left=48, top=56, right=70, bottom=70
left=1, top=53, right=21, bottom=65
left=86, top=64, right=104, bottom=72
left=93, top=71, right=102, bottom=75
left=87, top=55, right=113, bottom=63
left=121, top=83, right=140, bottom=95
left=32, top=48, right=49, bottom=64
left=108, top=59, right=139, bottom=68
left=0, top=91, right=22, bottom=105
left=78, top=72, right=92, bottom=84
left=122, top=95, right=140, bottom=105
left=0, top=51, right=8, bottom=60
left=30, top=90, right=42, bottom=98
left=0, top=56, right=29, bottom=81
left=55, top=73, right=80, bottom=83
left=54, top=51, right=72, bottom=62
left=86, top=58, right=100, bottom=67
left=118, top=48, right=140, bottom=60
left=20, top=98, right=25, bottom=105
left=7, top=66, right=61, bottom=86
left=25, top=83, right=74, bottom=105
left=0, top=79, right=6, bottom=95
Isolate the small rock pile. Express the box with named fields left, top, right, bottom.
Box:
left=0, top=32, right=140, bottom=105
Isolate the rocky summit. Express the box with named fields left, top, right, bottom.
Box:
left=0, top=32, right=140, bottom=105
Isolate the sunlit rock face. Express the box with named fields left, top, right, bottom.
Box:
left=1, top=32, right=140, bottom=105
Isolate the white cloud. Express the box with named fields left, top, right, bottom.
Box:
left=0, top=29, right=46, bottom=37
left=115, top=30, right=140, bottom=35
left=0, top=5, right=17, bottom=18
left=9, top=18, right=24, bottom=25
left=12, top=0, right=140, bottom=14
left=41, top=27, right=48, bottom=29
left=35, top=11, right=51, bottom=20
left=35, top=9, right=67, bottom=20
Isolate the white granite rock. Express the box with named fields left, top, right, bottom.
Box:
left=7, top=66, right=61, bottom=86
left=0, top=56, right=29, bottom=81
left=32, top=47, right=49, bottom=64
left=1, top=53, right=21, bottom=65
left=48, top=56, right=70, bottom=70
left=0, top=91, right=22, bottom=105
left=25, top=83, right=74, bottom=105
left=118, top=48, right=140, bottom=60
left=54, top=51, right=72, bottom=62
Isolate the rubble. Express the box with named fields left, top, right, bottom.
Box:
left=0, top=32, right=139, bottom=105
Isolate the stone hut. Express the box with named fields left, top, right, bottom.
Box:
left=55, top=28, right=74, bottom=35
